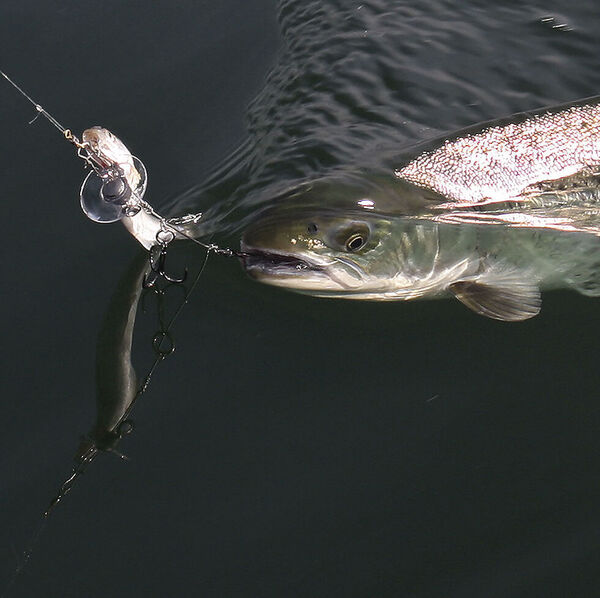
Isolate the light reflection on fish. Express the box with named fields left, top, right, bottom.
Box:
left=394, top=97, right=600, bottom=208
left=241, top=98, right=600, bottom=321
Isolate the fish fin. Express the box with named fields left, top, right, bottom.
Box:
left=449, top=271, right=541, bottom=322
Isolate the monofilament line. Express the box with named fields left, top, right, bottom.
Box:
left=1, top=69, right=68, bottom=134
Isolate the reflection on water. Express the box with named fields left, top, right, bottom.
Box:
left=44, top=252, right=148, bottom=514
left=50, top=246, right=211, bottom=513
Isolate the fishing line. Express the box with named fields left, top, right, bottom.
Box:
left=0, top=70, right=69, bottom=135
left=1, top=518, right=48, bottom=598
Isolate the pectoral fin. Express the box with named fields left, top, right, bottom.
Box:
left=449, top=274, right=541, bottom=322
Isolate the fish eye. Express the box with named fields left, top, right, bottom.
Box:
left=307, top=222, right=318, bottom=234
left=345, top=233, right=367, bottom=252
left=329, top=221, right=371, bottom=252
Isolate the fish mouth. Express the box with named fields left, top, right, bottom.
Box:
left=239, top=245, right=366, bottom=294
left=240, top=248, right=324, bottom=278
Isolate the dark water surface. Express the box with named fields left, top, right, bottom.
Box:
left=2, top=1, right=600, bottom=597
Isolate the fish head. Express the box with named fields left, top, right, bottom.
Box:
left=240, top=207, right=437, bottom=298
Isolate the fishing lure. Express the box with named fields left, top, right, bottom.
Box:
left=0, top=70, right=238, bottom=263
left=0, top=69, right=233, bottom=596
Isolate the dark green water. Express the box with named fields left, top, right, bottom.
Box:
left=1, top=1, right=600, bottom=597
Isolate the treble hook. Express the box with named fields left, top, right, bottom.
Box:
left=143, top=244, right=188, bottom=288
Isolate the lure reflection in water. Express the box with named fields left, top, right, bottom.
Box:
left=48, top=245, right=201, bottom=512
left=240, top=97, right=600, bottom=321
left=76, top=251, right=149, bottom=460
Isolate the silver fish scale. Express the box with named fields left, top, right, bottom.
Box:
left=395, top=102, right=600, bottom=205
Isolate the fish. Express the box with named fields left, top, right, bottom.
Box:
left=240, top=97, right=600, bottom=321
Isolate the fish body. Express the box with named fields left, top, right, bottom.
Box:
left=241, top=97, right=600, bottom=320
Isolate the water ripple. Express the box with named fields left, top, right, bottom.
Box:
left=166, top=0, right=600, bottom=236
